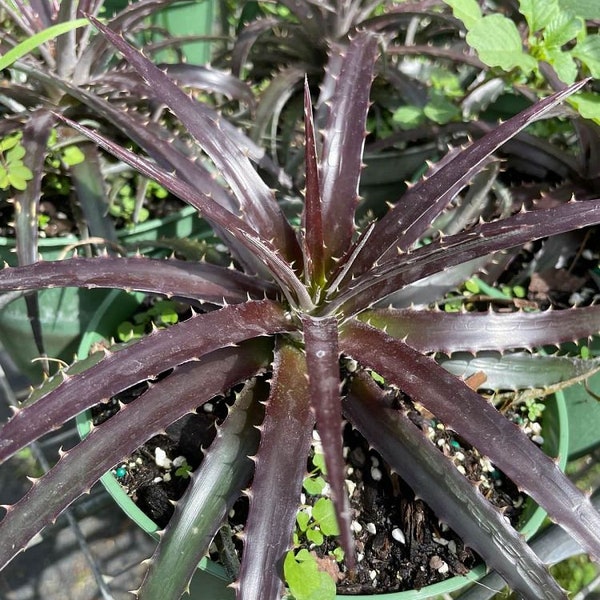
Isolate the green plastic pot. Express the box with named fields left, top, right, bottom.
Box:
left=151, top=0, right=215, bottom=65
left=75, top=291, right=569, bottom=599
left=103, top=0, right=216, bottom=65
left=561, top=336, right=600, bottom=460
left=537, top=336, right=600, bottom=461
left=0, top=205, right=207, bottom=383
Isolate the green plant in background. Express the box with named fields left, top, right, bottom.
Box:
left=59, top=144, right=86, bottom=168
left=551, top=554, right=599, bottom=595
left=116, top=299, right=179, bottom=342
left=109, top=179, right=169, bottom=227
left=443, top=278, right=529, bottom=313
left=444, top=0, right=600, bottom=122
left=295, top=455, right=340, bottom=547
left=521, top=397, right=545, bottom=422
left=285, top=449, right=342, bottom=600
left=109, top=185, right=150, bottom=226
left=392, top=66, right=463, bottom=128
left=0, top=0, right=252, bottom=267
left=0, top=134, right=33, bottom=191
left=298, top=497, right=340, bottom=547
left=174, top=457, right=192, bottom=480
left=286, top=498, right=341, bottom=600
left=300, top=452, right=328, bottom=498
left=0, top=17, right=89, bottom=71
left=14, top=447, right=45, bottom=479
left=37, top=213, right=51, bottom=231
left=40, top=128, right=86, bottom=200
left=491, top=554, right=599, bottom=599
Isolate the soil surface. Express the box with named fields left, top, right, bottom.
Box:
left=91, top=382, right=534, bottom=594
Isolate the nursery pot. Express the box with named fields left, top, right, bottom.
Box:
left=560, top=336, right=600, bottom=460
left=0, top=205, right=206, bottom=383
left=75, top=294, right=569, bottom=599
left=564, top=372, right=600, bottom=459
left=103, top=0, right=216, bottom=65
left=151, top=0, right=215, bottom=65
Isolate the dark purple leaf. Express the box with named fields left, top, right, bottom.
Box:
left=140, top=378, right=267, bottom=599
left=88, top=16, right=301, bottom=265
left=302, top=315, right=354, bottom=565
left=251, top=65, right=305, bottom=153
left=362, top=305, right=600, bottom=354
left=351, top=80, right=589, bottom=275
left=388, top=43, right=486, bottom=68
left=438, top=352, right=600, bottom=391
left=48, top=62, right=286, bottom=210
left=363, top=0, right=449, bottom=32
left=8, top=0, right=45, bottom=32
left=325, top=197, right=600, bottom=317
left=28, top=0, right=52, bottom=27
left=55, top=0, right=78, bottom=78
left=302, top=78, right=325, bottom=286
left=161, top=64, right=256, bottom=107
left=0, top=300, right=292, bottom=463
left=76, top=0, right=181, bottom=79
left=276, top=1, right=324, bottom=42
left=13, top=110, right=55, bottom=372
left=6, top=63, right=235, bottom=213
left=237, top=343, right=315, bottom=600
left=319, top=31, right=378, bottom=268
left=230, top=16, right=281, bottom=77
left=340, top=320, right=600, bottom=564
left=58, top=115, right=313, bottom=309
left=14, top=110, right=55, bottom=266
left=0, top=257, right=277, bottom=305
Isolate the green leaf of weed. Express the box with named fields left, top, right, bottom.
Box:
left=572, top=35, right=600, bottom=78
left=312, top=498, right=340, bottom=537
left=519, top=0, right=560, bottom=34
left=467, top=14, right=538, bottom=72
left=284, top=550, right=336, bottom=600
left=543, top=12, right=583, bottom=48
left=443, top=0, right=482, bottom=30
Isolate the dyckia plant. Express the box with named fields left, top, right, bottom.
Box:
left=2, top=22, right=600, bottom=600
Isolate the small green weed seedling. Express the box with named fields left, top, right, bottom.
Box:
left=284, top=452, right=343, bottom=600
left=46, top=127, right=86, bottom=168
left=109, top=178, right=171, bottom=227
left=109, top=183, right=150, bottom=226
left=521, top=398, right=545, bottom=422
left=174, top=457, right=192, bottom=480
left=283, top=549, right=337, bottom=600
left=0, top=134, right=33, bottom=191
left=40, top=129, right=86, bottom=203
left=393, top=65, right=463, bottom=128
left=116, top=299, right=180, bottom=342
